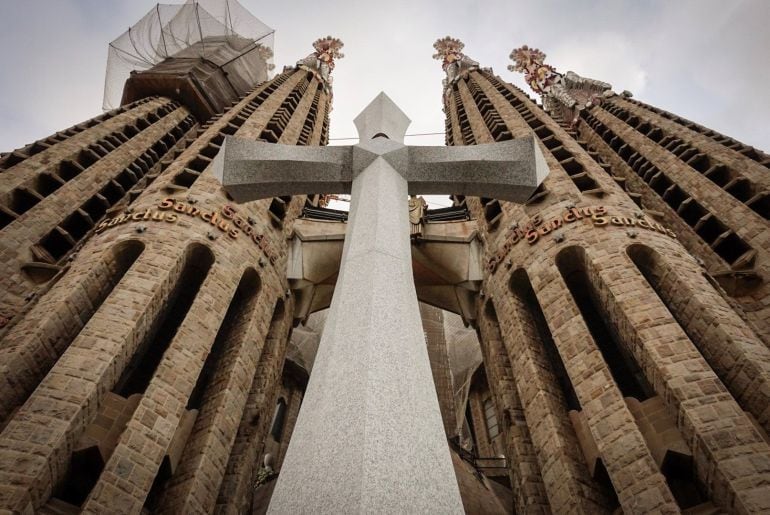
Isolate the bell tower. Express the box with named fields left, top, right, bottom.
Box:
left=437, top=36, right=770, bottom=514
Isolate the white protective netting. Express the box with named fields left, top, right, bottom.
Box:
left=103, top=0, right=274, bottom=110
left=286, top=310, right=327, bottom=374
left=442, top=310, right=483, bottom=439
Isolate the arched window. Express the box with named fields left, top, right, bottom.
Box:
left=0, top=239, right=144, bottom=423
left=270, top=398, right=288, bottom=442
left=483, top=397, right=499, bottom=440
left=555, top=246, right=653, bottom=401
left=509, top=269, right=581, bottom=411
left=115, top=243, right=214, bottom=396
left=187, top=268, right=261, bottom=410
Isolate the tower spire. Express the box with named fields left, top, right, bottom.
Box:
left=432, top=36, right=480, bottom=94
left=296, top=35, right=344, bottom=93
left=508, top=44, right=614, bottom=124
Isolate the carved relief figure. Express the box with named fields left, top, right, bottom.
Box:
left=409, top=195, right=428, bottom=240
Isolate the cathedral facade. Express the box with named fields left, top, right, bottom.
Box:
left=0, top=3, right=769, bottom=514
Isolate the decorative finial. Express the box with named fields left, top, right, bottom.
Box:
left=432, top=36, right=465, bottom=68
left=509, top=46, right=546, bottom=72
left=297, top=36, right=345, bottom=92
left=312, top=36, right=345, bottom=68
left=508, top=44, right=613, bottom=125
left=508, top=45, right=560, bottom=96
left=256, top=44, right=276, bottom=71
left=433, top=36, right=479, bottom=93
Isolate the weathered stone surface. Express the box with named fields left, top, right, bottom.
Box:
left=406, top=136, right=548, bottom=201
left=214, top=132, right=547, bottom=204
left=212, top=137, right=353, bottom=202
left=270, top=155, right=464, bottom=513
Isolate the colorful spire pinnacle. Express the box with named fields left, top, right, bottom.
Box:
left=297, top=36, right=345, bottom=92
left=508, top=45, right=560, bottom=96
left=432, top=36, right=480, bottom=92
left=508, top=44, right=614, bottom=124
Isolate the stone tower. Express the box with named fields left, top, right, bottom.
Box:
left=2, top=3, right=770, bottom=512
left=435, top=36, right=770, bottom=513
left=0, top=0, right=342, bottom=509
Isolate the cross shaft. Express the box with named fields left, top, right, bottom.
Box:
left=212, top=92, right=548, bottom=513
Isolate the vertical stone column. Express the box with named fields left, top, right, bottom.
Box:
left=476, top=301, right=550, bottom=511
left=81, top=266, right=237, bottom=513
left=490, top=283, right=611, bottom=514
left=272, top=379, right=305, bottom=470
left=0, top=246, right=183, bottom=513
left=153, top=285, right=277, bottom=514
left=215, top=298, right=292, bottom=514
left=587, top=244, right=770, bottom=512
left=268, top=155, right=464, bottom=514
left=533, top=266, right=679, bottom=513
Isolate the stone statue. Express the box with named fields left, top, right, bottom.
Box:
left=409, top=195, right=428, bottom=240
left=508, top=45, right=614, bottom=126
left=255, top=453, right=276, bottom=487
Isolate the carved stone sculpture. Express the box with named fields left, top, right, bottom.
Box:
left=509, top=45, right=613, bottom=125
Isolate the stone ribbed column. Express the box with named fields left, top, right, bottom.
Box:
left=153, top=285, right=276, bottom=514
left=420, top=302, right=457, bottom=438
left=0, top=247, right=182, bottom=512
left=491, top=278, right=611, bottom=514
left=81, top=265, right=237, bottom=513
left=477, top=304, right=550, bottom=512
left=588, top=243, right=770, bottom=512
left=215, top=301, right=292, bottom=514
left=533, top=265, right=680, bottom=513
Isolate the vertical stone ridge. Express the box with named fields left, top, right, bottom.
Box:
left=0, top=36, right=337, bottom=514
left=436, top=36, right=770, bottom=514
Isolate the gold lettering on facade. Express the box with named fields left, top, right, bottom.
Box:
left=486, top=205, right=676, bottom=272
left=95, top=198, right=278, bottom=263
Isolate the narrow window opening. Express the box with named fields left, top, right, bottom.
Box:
left=57, top=160, right=84, bottom=181
left=270, top=398, right=288, bottom=442
left=60, top=210, right=93, bottom=240
left=49, top=242, right=145, bottom=507
left=626, top=245, right=710, bottom=508
left=36, top=173, right=64, bottom=196
left=556, top=248, right=653, bottom=401
left=39, top=227, right=75, bottom=261
left=187, top=269, right=261, bottom=411
left=114, top=245, right=214, bottom=397
left=483, top=397, right=499, bottom=440
left=10, top=187, right=42, bottom=215
left=510, top=269, right=581, bottom=411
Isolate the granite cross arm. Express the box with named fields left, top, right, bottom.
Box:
left=212, top=92, right=548, bottom=514
left=211, top=120, right=548, bottom=203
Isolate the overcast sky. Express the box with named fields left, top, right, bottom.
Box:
left=1, top=0, right=768, bottom=158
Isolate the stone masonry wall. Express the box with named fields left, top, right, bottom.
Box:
left=0, top=61, right=331, bottom=514
left=444, top=64, right=770, bottom=513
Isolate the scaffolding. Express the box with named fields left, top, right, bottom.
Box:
left=103, top=0, right=274, bottom=111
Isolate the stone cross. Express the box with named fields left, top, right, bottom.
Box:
left=212, top=92, right=548, bottom=513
